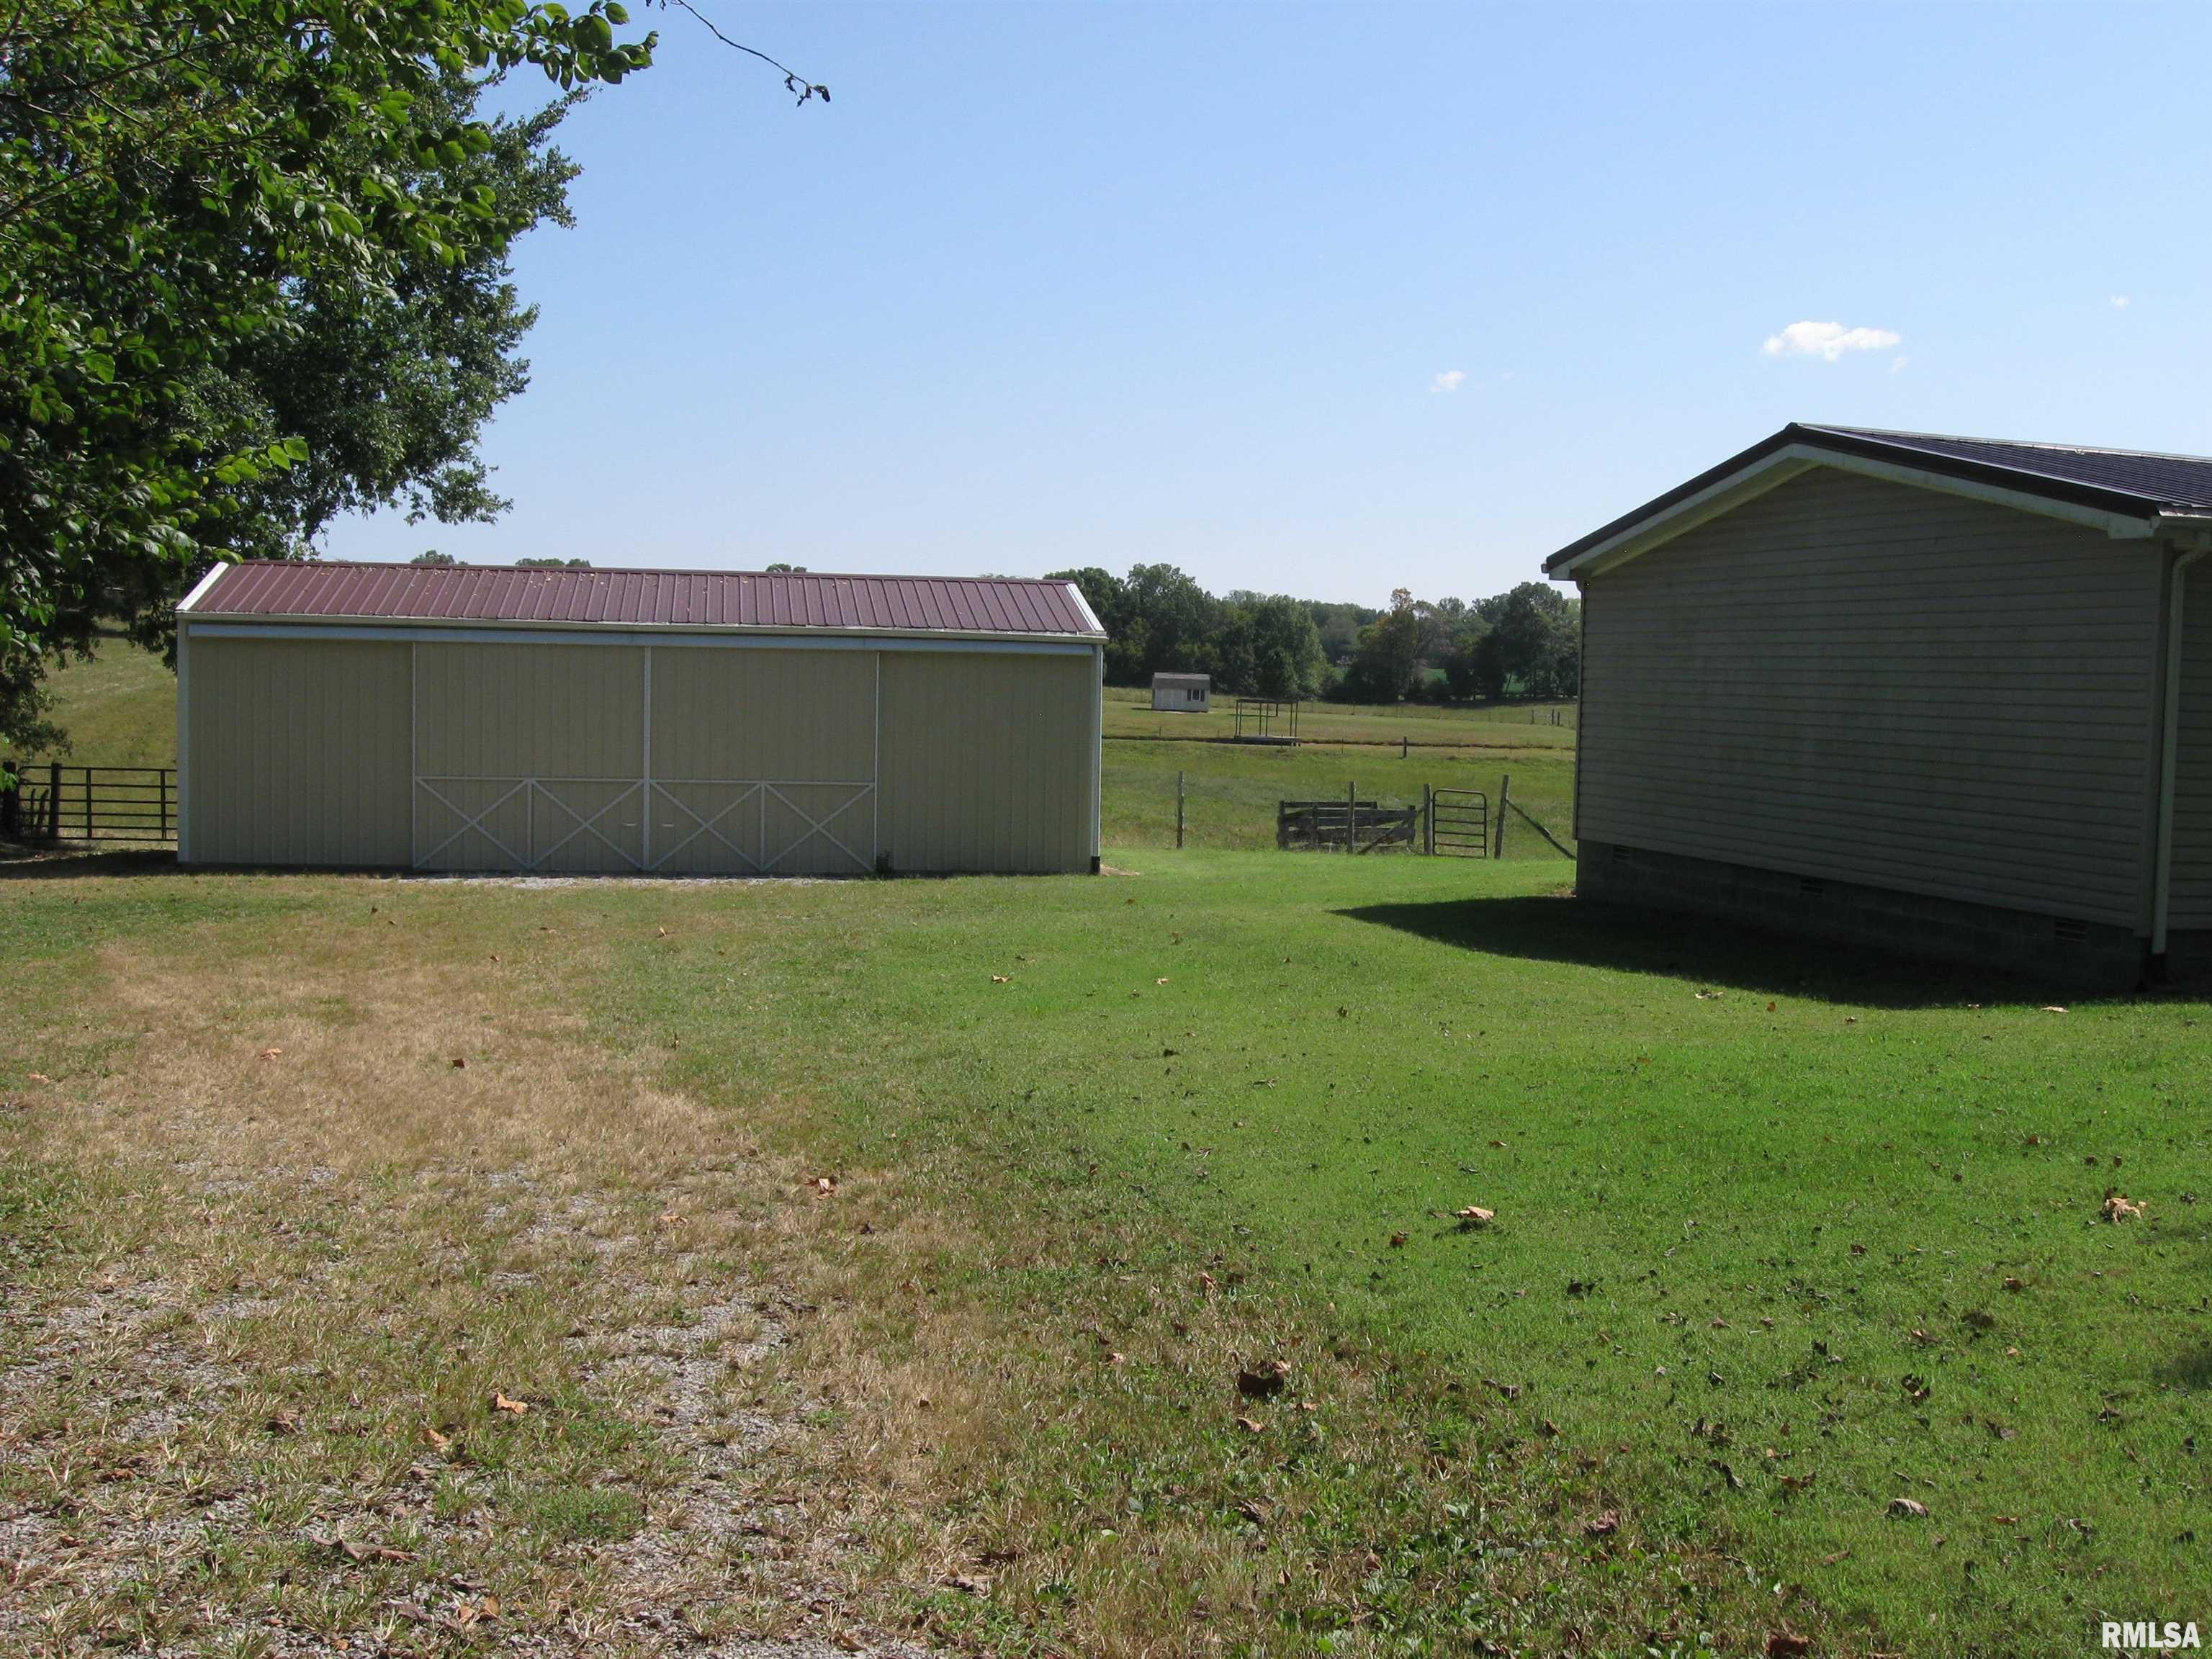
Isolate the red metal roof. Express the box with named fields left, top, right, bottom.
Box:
left=184, top=562, right=1104, bottom=639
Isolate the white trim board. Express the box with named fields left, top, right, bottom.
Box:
left=1555, top=444, right=2163, bottom=582
left=181, top=621, right=1098, bottom=657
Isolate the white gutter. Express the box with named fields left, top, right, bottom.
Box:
left=179, top=611, right=1103, bottom=649
left=2151, top=522, right=2212, bottom=955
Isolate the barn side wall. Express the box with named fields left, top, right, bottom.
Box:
left=181, top=629, right=1100, bottom=875
left=879, top=649, right=1095, bottom=873
left=182, top=636, right=412, bottom=868
left=1576, top=467, right=2164, bottom=933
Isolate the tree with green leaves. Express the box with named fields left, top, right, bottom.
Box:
left=0, top=0, right=820, bottom=755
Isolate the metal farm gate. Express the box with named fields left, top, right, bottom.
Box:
left=1427, top=788, right=1489, bottom=857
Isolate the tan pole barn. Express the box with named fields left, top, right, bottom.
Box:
left=176, top=563, right=1107, bottom=876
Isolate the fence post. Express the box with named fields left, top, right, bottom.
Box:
left=1423, top=783, right=1433, bottom=855
left=84, top=767, right=95, bottom=842
left=159, top=769, right=170, bottom=841
left=1, top=775, right=16, bottom=841
left=48, top=762, right=61, bottom=845
left=1496, top=773, right=1510, bottom=858
left=1346, top=779, right=1357, bottom=855
left=1175, top=770, right=1184, bottom=850
left=1401, top=734, right=1408, bottom=759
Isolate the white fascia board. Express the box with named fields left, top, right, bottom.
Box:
left=181, top=619, right=1099, bottom=655
left=1557, top=443, right=2162, bottom=581
left=1060, top=580, right=1107, bottom=637
left=176, top=562, right=229, bottom=617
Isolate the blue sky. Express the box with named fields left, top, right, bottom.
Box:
left=323, top=2, right=2212, bottom=607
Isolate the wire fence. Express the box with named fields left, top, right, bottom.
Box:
left=1102, top=745, right=1576, bottom=858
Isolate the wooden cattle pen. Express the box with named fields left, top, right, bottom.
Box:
left=1269, top=776, right=1573, bottom=859
left=1277, top=795, right=1419, bottom=853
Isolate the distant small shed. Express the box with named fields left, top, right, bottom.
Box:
left=1151, top=673, right=1210, bottom=713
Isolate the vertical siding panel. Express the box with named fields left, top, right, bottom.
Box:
left=182, top=638, right=408, bottom=866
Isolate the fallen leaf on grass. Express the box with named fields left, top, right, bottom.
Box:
left=990, top=974, right=1011, bottom=984
left=1887, top=1497, right=1929, bottom=1519
left=1778, top=1473, right=1816, bottom=1493
left=1707, top=1459, right=1744, bottom=1491
left=491, top=1393, right=529, bottom=1416
left=1765, top=1632, right=1814, bottom=1658
left=1991, top=1514, right=2019, bottom=1526
left=1236, top=1359, right=1290, bottom=1398
left=1455, top=1205, right=1496, bottom=1228
left=449, top=1056, right=467, bottom=1070
left=2040, top=1005, right=2067, bottom=1015
left=942, top=1573, right=990, bottom=1596
left=256, top=1047, right=283, bottom=1061
left=1233, top=1416, right=1266, bottom=1434
left=422, top=1426, right=453, bottom=1453
left=1155, top=977, right=1169, bottom=986
left=1583, top=1510, right=1620, bottom=1537
left=1388, top=1231, right=1408, bottom=1249
left=656, top=1211, right=685, bottom=1228
left=808, top=1175, right=839, bottom=1196
left=2002, top=1276, right=2024, bottom=1292
left=25, top=1073, right=50, bottom=1084
left=2101, top=1192, right=2144, bottom=1223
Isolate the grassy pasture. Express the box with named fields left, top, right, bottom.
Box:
left=33, top=638, right=177, bottom=767
left=1105, top=736, right=1576, bottom=855
left=1103, top=683, right=1578, bottom=748
left=4, top=850, right=2207, bottom=1657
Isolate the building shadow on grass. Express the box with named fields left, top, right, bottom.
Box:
left=1333, top=894, right=2134, bottom=1011
left=0, top=844, right=180, bottom=879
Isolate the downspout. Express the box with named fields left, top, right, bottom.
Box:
left=2152, top=535, right=2212, bottom=956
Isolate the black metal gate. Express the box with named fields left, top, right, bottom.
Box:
left=1428, top=788, right=1489, bottom=857
left=3, top=764, right=176, bottom=845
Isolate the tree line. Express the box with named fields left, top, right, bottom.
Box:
left=1048, top=566, right=1579, bottom=705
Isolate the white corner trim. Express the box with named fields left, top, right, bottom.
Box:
left=1556, top=443, right=2163, bottom=580
left=1061, top=580, right=1107, bottom=638
left=176, top=562, right=228, bottom=616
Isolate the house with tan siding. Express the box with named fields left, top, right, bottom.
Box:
left=1546, top=423, right=2212, bottom=985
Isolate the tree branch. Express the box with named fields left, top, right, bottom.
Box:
left=659, top=0, right=826, bottom=104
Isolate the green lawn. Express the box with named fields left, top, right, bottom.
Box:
left=614, top=851, right=2210, bottom=1650
left=7, top=849, right=2201, bottom=1655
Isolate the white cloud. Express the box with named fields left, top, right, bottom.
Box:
left=1889, top=354, right=1910, bottom=374
left=2111, top=295, right=2131, bottom=310
left=1430, top=369, right=1467, bottom=393
left=1761, top=320, right=1903, bottom=362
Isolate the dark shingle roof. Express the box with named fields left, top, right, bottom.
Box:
left=1544, top=423, right=2212, bottom=575
left=183, top=562, right=1105, bottom=639
left=1803, top=426, right=2212, bottom=515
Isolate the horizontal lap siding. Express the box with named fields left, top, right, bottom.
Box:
left=1579, top=467, right=2161, bottom=928
left=2168, top=563, right=2212, bottom=926
left=185, top=637, right=410, bottom=867
left=878, top=652, right=1092, bottom=873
